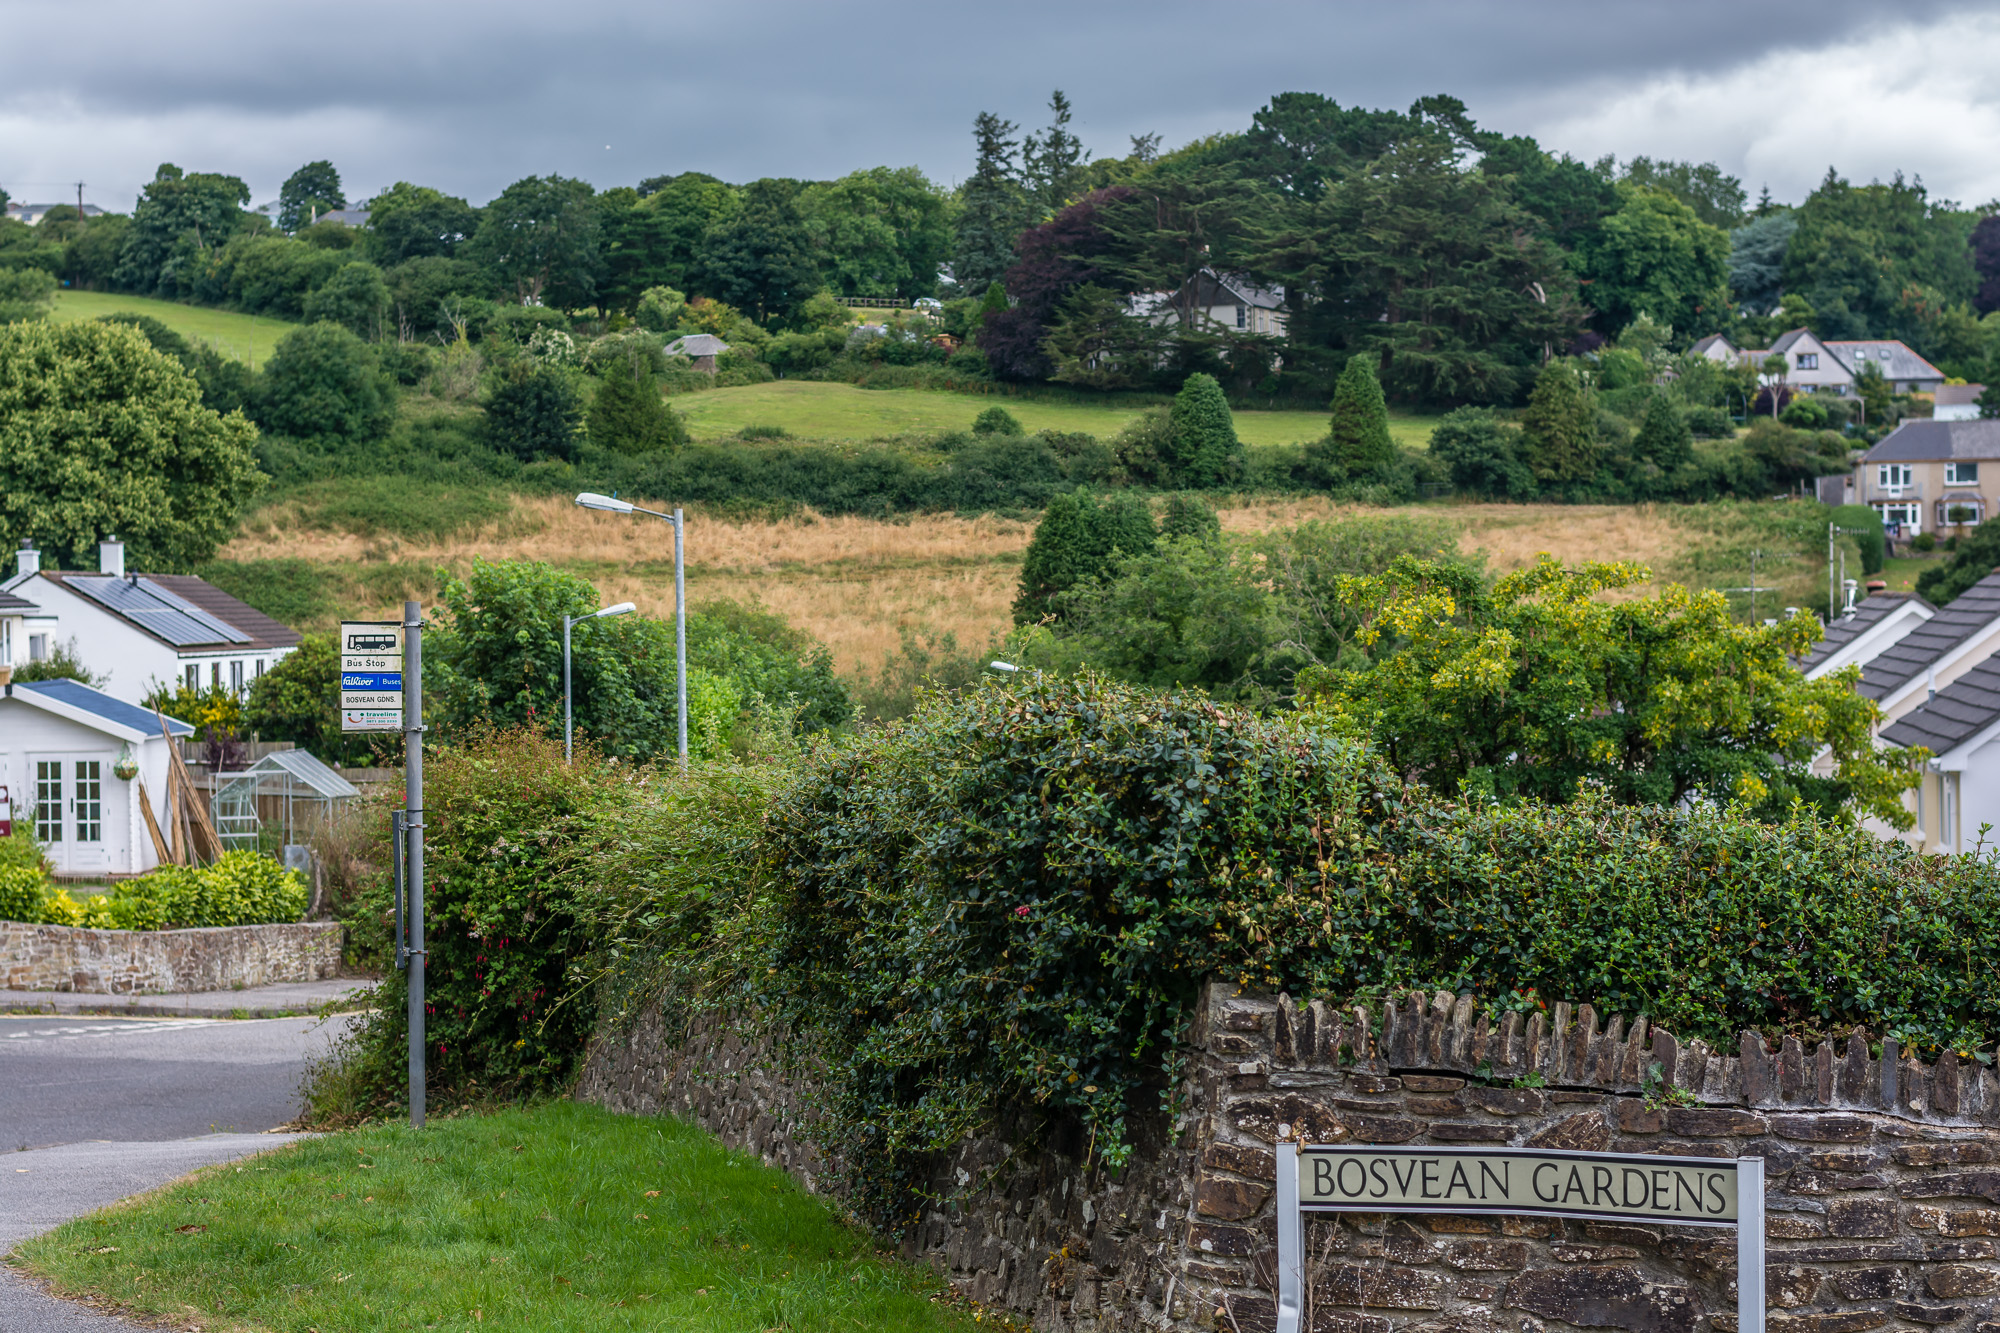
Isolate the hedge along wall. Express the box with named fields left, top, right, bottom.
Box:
left=576, top=983, right=2000, bottom=1333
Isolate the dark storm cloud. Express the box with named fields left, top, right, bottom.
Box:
left=0, top=0, right=1985, bottom=210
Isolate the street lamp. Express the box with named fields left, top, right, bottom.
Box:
left=575, top=492, right=688, bottom=764
left=564, top=600, right=636, bottom=764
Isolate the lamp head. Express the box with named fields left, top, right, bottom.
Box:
left=988, top=660, right=1020, bottom=674
left=596, top=601, right=637, bottom=618
left=575, top=492, right=634, bottom=514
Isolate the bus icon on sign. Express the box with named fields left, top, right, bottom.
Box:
left=347, top=631, right=399, bottom=653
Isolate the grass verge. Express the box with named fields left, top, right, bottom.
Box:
left=47, top=290, right=300, bottom=368
left=10, top=1101, right=986, bottom=1333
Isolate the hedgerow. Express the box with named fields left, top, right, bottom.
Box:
left=754, top=673, right=1999, bottom=1222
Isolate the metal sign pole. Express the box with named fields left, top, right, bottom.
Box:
left=1738, top=1155, right=1766, bottom=1333
left=1276, top=1140, right=1303, bottom=1333
left=404, top=600, right=426, bottom=1129
left=563, top=613, right=574, bottom=765
left=392, top=808, right=407, bottom=971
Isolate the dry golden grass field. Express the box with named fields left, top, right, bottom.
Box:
left=223, top=495, right=1821, bottom=676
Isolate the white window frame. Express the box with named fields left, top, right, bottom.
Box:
left=1946, top=461, right=1980, bottom=486
left=1877, top=464, right=1914, bottom=492
left=1880, top=502, right=1922, bottom=533
left=1798, top=352, right=1818, bottom=370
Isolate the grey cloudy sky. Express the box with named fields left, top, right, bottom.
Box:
left=4, top=0, right=1998, bottom=213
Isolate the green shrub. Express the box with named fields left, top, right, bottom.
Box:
left=1685, top=405, right=1734, bottom=438
left=1914, top=531, right=1937, bottom=552
left=0, top=850, right=303, bottom=928
left=971, top=406, right=1022, bottom=436
left=326, top=730, right=625, bottom=1115
left=255, top=323, right=396, bottom=442
left=757, top=673, right=2000, bottom=1222
left=0, top=863, right=46, bottom=922
left=484, top=362, right=584, bottom=462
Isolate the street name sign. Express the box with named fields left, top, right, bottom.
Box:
left=1273, top=1143, right=1763, bottom=1333
left=340, top=621, right=404, bottom=732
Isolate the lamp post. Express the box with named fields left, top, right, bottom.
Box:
left=564, top=601, right=636, bottom=764
left=576, top=493, right=687, bottom=763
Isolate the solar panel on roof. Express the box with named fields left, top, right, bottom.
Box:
left=67, top=576, right=250, bottom=646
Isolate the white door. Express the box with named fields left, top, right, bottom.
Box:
left=31, top=754, right=112, bottom=874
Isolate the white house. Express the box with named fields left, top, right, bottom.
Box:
left=3, top=539, right=302, bottom=706
left=1799, top=573, right=2000, bottom=853
left=4, top=202, right=106, bottom=225
left=0, top=678, right=193, bottom=877
left=1879, top=651, right=2000, bottom=855
left=1130, top=268, right=1289, bottom=338
left=1739, top=328, right=1945, bottom=398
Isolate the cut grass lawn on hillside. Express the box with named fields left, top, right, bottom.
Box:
left=671, top=379, right=1436, bottom=449
left=47, top=289, right=299, bottom=368
left=10, top=1101, right=990, bottom=1333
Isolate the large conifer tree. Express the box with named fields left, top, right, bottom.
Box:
left=953, top=112, right=1029, bottom=294
left=1165, top=373, right=1242, bottom=488
left=1315, top=354, right=1396, bottom=482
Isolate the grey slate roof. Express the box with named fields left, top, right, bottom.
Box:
left=1798, top=592, right=1931, bottom=674
left=667, top=334, right=729, bottom=357
left=1854, top=572, right=2000, bottom=702
left=0, top=588, right=37, bottom=613
left=14, top=679, right=196, bottom=736
left=1828, top=340, right=1944, bottom=383
left=1937, top=384, right=1987, bottom=409
left=1864, top=419, right=2000, bottom=462
left=1880, top=649, right=2000, bottom=755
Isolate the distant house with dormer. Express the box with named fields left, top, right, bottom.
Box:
left=1129, top=268, right=1289, bottom=338
left=1737, top=328, right=1945, bottom=398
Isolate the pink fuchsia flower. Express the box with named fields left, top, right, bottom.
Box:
left=1014, top=906, right=1030, bottom=917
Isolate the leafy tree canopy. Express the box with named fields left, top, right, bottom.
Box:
left=0, top=321, right=261, bottom=570
left=1298, top=555, right=1920, bottom=824
left=365, top=182, right=481, bottom=265
left=466, top=175, right=602, bottom=308
left=277, top=160, right=345, bottom=233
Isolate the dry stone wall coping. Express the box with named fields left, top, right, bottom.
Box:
left=575, top=984, right=2000, bottom=1333
left=0, top=920, right=341, bottom=994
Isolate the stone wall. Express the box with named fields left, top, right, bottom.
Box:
left=574, top=987, right=2000, bottom=1333
left=0, top=920, right=342, bottom=993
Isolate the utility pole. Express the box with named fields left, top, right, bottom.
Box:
left=75, top=181, right=84, bottom=218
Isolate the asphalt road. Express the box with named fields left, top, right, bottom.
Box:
left=0, top=1014, right=358, bottom=1332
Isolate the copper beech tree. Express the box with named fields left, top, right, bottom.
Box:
left=1298, top=554, right=1923, bottom=824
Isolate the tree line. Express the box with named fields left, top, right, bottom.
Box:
left=3, top=88, right=1997, bottom=409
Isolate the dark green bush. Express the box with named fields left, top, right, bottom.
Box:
left=330, top=729, right=624, bottom=1115
left=255, top=322, right=396, bottom=443
left=758, top=673, right=2000, bottom=1221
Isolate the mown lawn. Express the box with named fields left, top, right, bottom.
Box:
left=47, top=290, right=299, bottom=367
left=671, top=379, right=1436, bottom=449
left=10, top=1102, right=985, bottom=1333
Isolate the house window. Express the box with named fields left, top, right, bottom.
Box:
left=28, top=634, right=46, bottom=662
left=1880, top=502, right=1922, bottom=533
left=185, top=663, right=199, bottom=690
left=255, top=659, right=266, bottom=679
left=1798, top=353, right=1818, bottom=370
left=73, top=760, right=101, bottom=843
left=1878, top=464, right=1914, bottom=491
left=1947, top=462, right=1980, bottom=485
left=1945, top=502, right=1983, bottom=526
left=35, top=761, right=61, bottom=843
left=1236, top=305, right=1246, bottom=329
left=230, top=660, right=244, bottom=693
left=210, top=661, right=221, bottom=689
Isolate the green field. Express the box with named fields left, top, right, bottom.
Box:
left=13, top=1102, right=983, bottom=1333
left=47, top=290, right=299, bottom=368
left=674, top=379, right=1436, bottom=448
